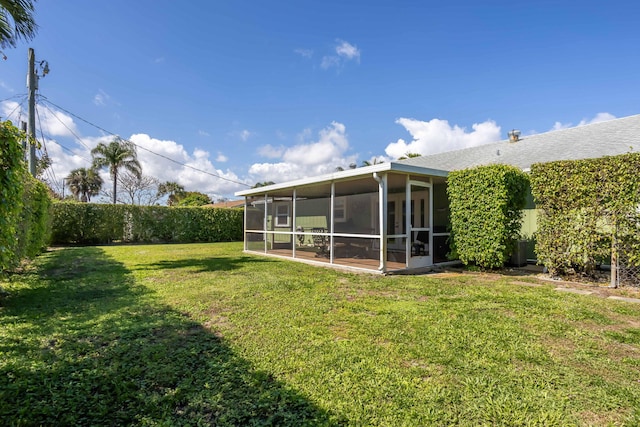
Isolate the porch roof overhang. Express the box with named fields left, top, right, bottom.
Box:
left=235, top=162, right=449, bottom=197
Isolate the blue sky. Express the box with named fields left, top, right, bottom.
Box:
left=1, top=0, right=639, bottom=200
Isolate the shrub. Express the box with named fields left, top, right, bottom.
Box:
left=1, top=120, right=52, bottom=273
left=447, top=164, right=529, bottom=269
left=51, top=203, right=243, bottom=245
left=16, top=176, right=52, bottom=260
left=530, top=153, right=640, bottom=276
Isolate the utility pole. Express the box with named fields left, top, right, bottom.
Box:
left=26, top=48, right=49, bottom=177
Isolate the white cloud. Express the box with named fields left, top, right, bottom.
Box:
left=1, top=101, right=250, bottom=198
left=321, top=39, right=361, bottom=70
left=1, top=100, right=21, bottom=122
left=551, top=112, right=616, bottom=131
left=258, top=144, right=284, bottom=158
left=248, top=121, right=357, bottom=182
left=198, top=130, right=210, bottom=137
left=385, top=118, right=501, bottom=159
left=93, top=89, right=110, bottom=106
left=294, top=48, right=313, bottom=58
left=239, top=129, right=252, bottom=141
left=321, top=55, right=341, bottom=69
left=130, top=134, right=249, bottom=196
left=0, top=80, right=14, bottom=92
left=2, top=100, right=80, bottom=138
left=335, top=39, right=360, bottom=62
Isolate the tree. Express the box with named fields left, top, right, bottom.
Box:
left=361, top=158, right=384, bottom=167
left=0, top=0, right=38, bottom=49
left=91, top=137, right=142, bottom=204
left=65, top=167, right=103, bottom=202
left=398, top=153, right=422, bottom=160
left=116, top=171, right=160, bottom=205
left=157, top=181, right=185, bottom=206
left=175, top=191, right=211, bottom=207
left=252, top=181, right=275, bottom=188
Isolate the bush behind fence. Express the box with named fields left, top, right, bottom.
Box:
left=51, top=203, right=243, bottom=245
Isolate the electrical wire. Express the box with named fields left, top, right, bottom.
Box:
left=0, top=93, right=27, bottom=103
left=1, top=95, right=27, bottom=122
left=38, top=100, right=92, bottom=151
left=35, top=105, right=60, bottom=193
left=38, top=96, right=251, bottom=188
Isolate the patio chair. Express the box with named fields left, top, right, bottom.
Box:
left=312, top=227, right=329, bottom=257
left=412, top=230, right=429, bottom=256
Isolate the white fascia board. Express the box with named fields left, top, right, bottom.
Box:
left=235, top=162, right=449, bottom=197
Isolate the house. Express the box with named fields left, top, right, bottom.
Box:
left=236, top=114, right=640, bottom=273
left=204, top=199, right=245, bottom=209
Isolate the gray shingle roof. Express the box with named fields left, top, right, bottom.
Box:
left=398, top=114, right=640, bottom=171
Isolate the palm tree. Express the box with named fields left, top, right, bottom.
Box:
left=0, top=0, right=39, bottom=49
left=157, top=181, right=185, bottom=206
left=65, top=167, right=103, bottom=202
left=397, top=152, right=422, bottom=160
left=361, top=158, right=384, bottom=167
left=91, top=137, right=142, bottom=204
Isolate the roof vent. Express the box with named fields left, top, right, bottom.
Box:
left=508, top=129, right=521, bottom=143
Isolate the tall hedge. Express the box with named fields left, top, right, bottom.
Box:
left=1, top=120, right=52, bottom=273
left=15, top=176, right=52, bottom=260
left=530, top=153, right=640, bottom=275
left=447, top=164, right=529, bottom=269
left=51, top=203, right=243, bottom=244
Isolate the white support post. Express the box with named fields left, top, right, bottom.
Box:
left=243, top=198, right=248, bottom=251
left=264, top=192, right=268, bottom=253
left=330, top=182, right=335, bottom=263
left=374, top=173, right=387, bottom=272
left=405, top=175, right=411, bottom=267
left=292, top=189, right=297, bottom=258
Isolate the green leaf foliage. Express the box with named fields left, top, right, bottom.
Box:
left=51, top=203, right=243, bottom=244
left=447, top=164, right=529, bottom=269
left=530, top=153, right=640, bottom=275
left=1, top=120, right=52, bottom=273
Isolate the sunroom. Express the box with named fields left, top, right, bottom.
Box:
left=236, top=163, right=452, bottom=273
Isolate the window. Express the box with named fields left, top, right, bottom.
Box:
left=334, top=197, right=347, bottom=223
left=275, top=203, right=290, bottom=227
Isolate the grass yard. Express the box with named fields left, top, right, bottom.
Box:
left=1, top=242, right=640, bottom=426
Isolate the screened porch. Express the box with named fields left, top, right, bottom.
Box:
left=237, top=165, right=451, bottom=273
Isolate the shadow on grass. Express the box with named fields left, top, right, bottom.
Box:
left=0, top=247, right=341, bottom=426
left=137, top=255, right=279, bottom=273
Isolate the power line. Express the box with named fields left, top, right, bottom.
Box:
left=0, top=93, right=28, bottom=103
left=37, top=129, right=93, bottom=164
left=1, top=95, right=27, bottom=122
left=35, top=105, right=60, bottom=193
left=38, top=101, right=92, bottom=151
left=38, top=96, right=251, bottom=188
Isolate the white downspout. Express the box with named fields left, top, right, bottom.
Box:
left=373, top=172, right=387, bottom=272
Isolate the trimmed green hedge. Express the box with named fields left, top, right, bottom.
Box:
left=16, top=177, right=52, bottom=261
left=1, top=120, right=52, bottom=273
left=51, top=203, right=243, bottom=245
left=530, top=153, right=640, bottom=275
left=447, top=164, right=529, bottom=269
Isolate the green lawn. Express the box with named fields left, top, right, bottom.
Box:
left=1, top=242, right=639, bottom=426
